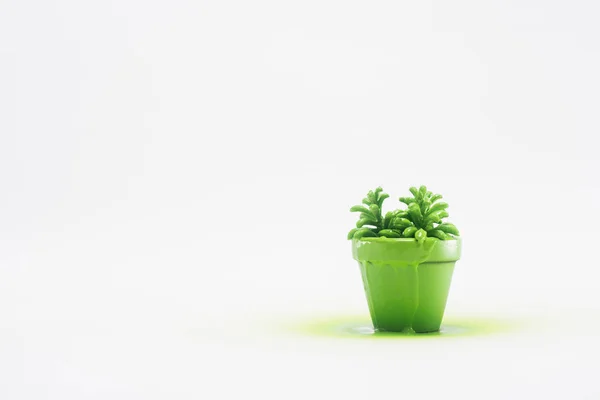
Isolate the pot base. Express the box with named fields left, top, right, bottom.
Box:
left=359, top=261, right=456, bottom=333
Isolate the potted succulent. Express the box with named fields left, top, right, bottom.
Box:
left=348, top=186, right=461, bottom=333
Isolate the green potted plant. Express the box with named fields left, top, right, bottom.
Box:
left=348, top=186, right=462, bottom=333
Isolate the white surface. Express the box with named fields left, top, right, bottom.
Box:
left=2, top=1, right=600, bottom=398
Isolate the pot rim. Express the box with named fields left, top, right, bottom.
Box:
left=352, top=236, right=461, bottom=263
left=353, top=237, right=461, bottom=243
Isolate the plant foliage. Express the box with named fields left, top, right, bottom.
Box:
left=347, top=185, right=460, bottom=243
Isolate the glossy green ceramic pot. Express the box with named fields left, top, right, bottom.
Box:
left=352, top=237, right=462, bottom=333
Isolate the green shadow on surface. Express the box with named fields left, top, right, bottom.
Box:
left=291, top=314, right=522, bottom=340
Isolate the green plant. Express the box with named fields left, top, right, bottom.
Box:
left=347, top=185, right=460, bottom=243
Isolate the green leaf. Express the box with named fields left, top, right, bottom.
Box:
left=383, top=212, right=393, bottom=229
left=420, top=198, right=431, bottom=214
left=402, top=226, right=418, bottom=238
left=377, top=193, right=389, bottom=208
left=369, top=204, right=381, bottom=218
left=357, top=218, right=378, bottom=228
left=378, top=229, right=402, bottom=238
left=428, top=229, right=449, bottom=240
left=436, top=223, right=460, bottom=236
left=347, top=228, right=358, bottom=240
left=439, top=210, right=449, bottom=219
left=409, top=187, right=419, bottom=197
left=354, top=228, right=378, bottom=239
left=408, top=203, right=423, bottom=226
left=424, top=215, right=441, bottom=225
left=425, top=210, right=449, bottom=225
left=350, top=205, right=374, bottom=217
left=430, top=194, right=443, bottom=203
left=399, top=197, right=415, bottom=205
left=367, top=190, right=377, bottom=203
left=415, top=228, right=427, bottom=243
left=393, top=210, right=409, bottom=218
left=419, top=186, right=427, bottom=199
left=427, top=202, right=448, bottom=215
left=390, top=218, right=412, bottom=229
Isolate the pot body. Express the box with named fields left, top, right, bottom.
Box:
left=352, top=238, right=461, bottom=333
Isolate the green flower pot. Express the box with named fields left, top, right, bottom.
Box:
left=352, top=237, right=462, bottom=333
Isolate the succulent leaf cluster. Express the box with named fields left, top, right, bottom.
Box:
left=347, top=185, right=460, bottom=243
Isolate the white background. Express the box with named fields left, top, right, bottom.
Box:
left=1, top=1, right=600, bottom=399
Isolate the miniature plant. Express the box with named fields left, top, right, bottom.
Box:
left=347, top=185, right=460, bottom=243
